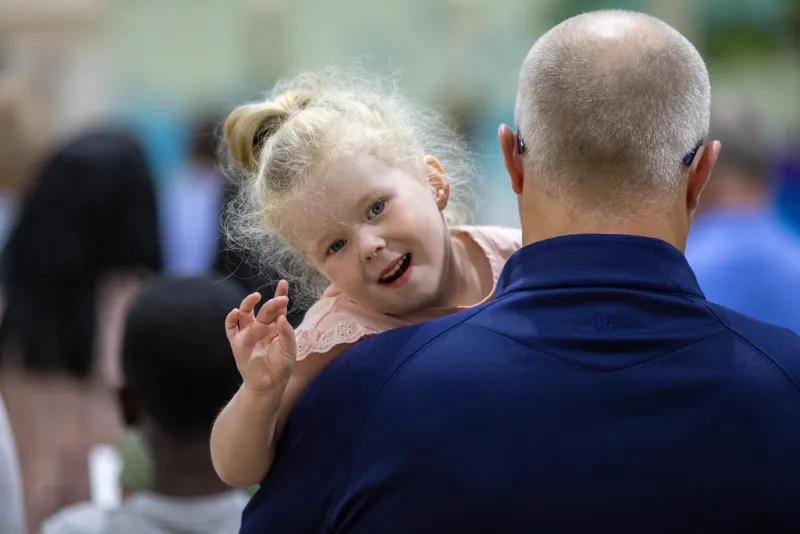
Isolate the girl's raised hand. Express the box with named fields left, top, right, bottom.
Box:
left=225, top=280, right=296, bottom=394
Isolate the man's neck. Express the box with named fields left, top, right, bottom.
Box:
left=143, top=425, right=236, bottom=498
left=519, top=196, right=691, bottom=252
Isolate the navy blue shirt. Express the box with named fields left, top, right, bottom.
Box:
left=241, top=235, right=800, bottom=533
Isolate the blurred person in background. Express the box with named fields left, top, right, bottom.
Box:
left=0, top=128, right=163, bottom=530
left=0, top=128, right=163, bottom=375
left=0, top=76, right=42, bottom=264
left=0, top=394, right=25, bottom=534
left=161, top=114, right=225, bottom=276
left=685, top=94, right=800, bottom=333
left=40, top=276, right=250, bottom=534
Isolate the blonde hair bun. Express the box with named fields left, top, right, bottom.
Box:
left=225, top=91, right=313, bottom=169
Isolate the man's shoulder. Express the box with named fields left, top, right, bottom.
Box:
left=341, top=295, right=800, bottom=394
left=295, top=304, right=493, bottom=429
left=249, top=308, right=492, bottom=534
left=313, top=305, right=488, bottom=395
left=40, top=502, right=107, bottom=534
left=703, top=300, right=800, bottom=386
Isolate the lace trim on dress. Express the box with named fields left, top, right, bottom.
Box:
left=295, top=321, right=380, bottom=360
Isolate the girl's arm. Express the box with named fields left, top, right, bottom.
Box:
left=211, top=344, right=349, bottom=487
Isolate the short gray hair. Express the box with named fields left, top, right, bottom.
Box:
left=515, top=10, right=710, bottom=210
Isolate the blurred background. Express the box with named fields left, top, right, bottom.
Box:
left=0, top=0, right=798, bottom=532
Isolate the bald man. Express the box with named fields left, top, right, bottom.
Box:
left=240, top=11, right=800, bottom=534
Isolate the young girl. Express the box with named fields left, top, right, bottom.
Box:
left=210, top=70, right=521, bottom=487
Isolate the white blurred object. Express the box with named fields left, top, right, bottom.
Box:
left=0, top=394, right=26, bottom=534
left=88, top=444, right=122, bottom=510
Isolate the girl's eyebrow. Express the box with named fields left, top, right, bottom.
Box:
left=310, top=187, right=390, bottom=252
left=313, top=218, right=350, bottom=254
left=353, top=190, right=378, bottom=208
left=314, top=229, right=340, bottom=253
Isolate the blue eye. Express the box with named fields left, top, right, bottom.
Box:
left=368, top=200, right=385, bottom=218
left=327, top=239, right=347, bottom=255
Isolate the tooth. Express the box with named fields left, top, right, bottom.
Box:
left=380, top=255, right=409, bottom=282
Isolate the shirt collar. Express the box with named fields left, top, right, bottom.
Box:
left=496, top=234, right=705, bottom=299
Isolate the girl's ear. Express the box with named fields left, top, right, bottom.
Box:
left=424, top=155, right=450, bottom=211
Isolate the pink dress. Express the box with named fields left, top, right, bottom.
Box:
left=295, top=225, right=522, bottom=359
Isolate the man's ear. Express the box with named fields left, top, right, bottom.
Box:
left=117, top=386, right=141, bottom=427
left=499, top=124, right=524, bottom=195
left=686, top=140, right=721, bottom=213
left=424, top=155, right=450, bottom=211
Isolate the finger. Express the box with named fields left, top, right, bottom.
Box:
left=243, top=296, right=289, bottom=346
left=255, top=295, right=289, bottom=326
left=238, top=293, right=261, bottom=328
left=225, top=309, right=240, bottom=342
left=274, top=280, right=289, bottom=299
left=277, top=314, right=297, bottom=363
left=243, top=320, right=279, bottom=347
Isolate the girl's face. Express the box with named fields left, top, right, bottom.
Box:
left=283, top=152, right=452, bottom=315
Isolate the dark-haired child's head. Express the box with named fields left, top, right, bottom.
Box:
left=119, top=276, right=245, bottom=441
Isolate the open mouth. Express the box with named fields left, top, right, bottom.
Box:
left=379, top=254, right=411, bottom=284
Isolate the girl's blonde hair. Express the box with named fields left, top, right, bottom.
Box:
left=222, top=67, right=476, bottom=309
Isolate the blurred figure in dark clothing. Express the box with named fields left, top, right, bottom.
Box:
left=685, top=95, right=800, bottom=333
left=0, top=128, right=163, bottom=377
left=0, top=128, right=162, bottom=530
left=212, top=175, right=307, bottom=327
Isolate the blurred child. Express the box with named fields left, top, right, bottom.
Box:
left=42, top=277, right=250, bottom=534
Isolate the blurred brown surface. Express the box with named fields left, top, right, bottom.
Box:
left=0, top=367, right=121, bottom=533
left=0, top=273, right=141, bottom=533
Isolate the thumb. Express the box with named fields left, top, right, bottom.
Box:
left=277, top=314, right=297, bottom=362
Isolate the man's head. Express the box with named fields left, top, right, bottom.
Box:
left=119, top=276, right=246, bottom=441
left=500, top=10, right=721, bottom=249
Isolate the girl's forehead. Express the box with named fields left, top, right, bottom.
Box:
left=319, top=152, right=406, bottom=190
left=298, top=153, right=420, bottom=207
left=277, top=155, right=422, bottom=250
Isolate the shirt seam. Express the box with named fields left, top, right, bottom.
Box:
left=499, top=284, right=703, bottom=300
left=682, top=295, right=800, bottom=396
left=468, top=322, right=730, bottom=374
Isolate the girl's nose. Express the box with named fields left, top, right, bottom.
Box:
left=359, top=232, right=386, bottom=261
